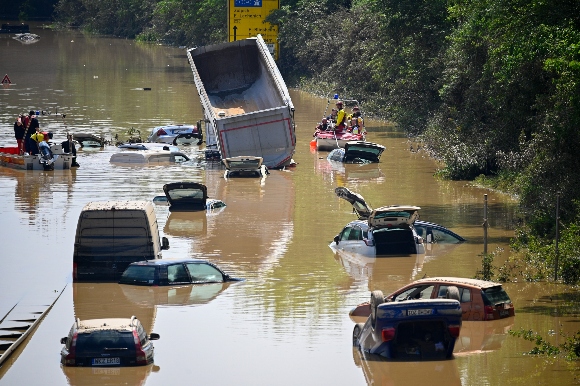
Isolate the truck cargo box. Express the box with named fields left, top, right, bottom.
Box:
left=187, top=35, right=295, bottom=168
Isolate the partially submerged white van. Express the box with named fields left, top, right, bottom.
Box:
left=73, top=201, right=169, bottom=282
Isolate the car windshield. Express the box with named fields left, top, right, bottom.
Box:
left=227, top=159, right=261, bottom=169
left=120, top=266, right=156, bottom=284
left=167, top=188, right=205, bottom=201
left=482, top=286, right=512, bottom=305
left=76, top=330, right=136, bottom=356
left=374, top=211, right=414, bottom=220
left=347, top=145, right=383, bottom=156
left=186, top=263, right=225, bottom=283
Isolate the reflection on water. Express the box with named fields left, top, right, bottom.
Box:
left=119, top=282, right=237, bottom=308
left=454, top=319, right=513, bottom=356
left=61, top=364, right=159, bottom=386
left=352, top=348, right=462, bottom=386
left=334, top=250, right=426, bottom=291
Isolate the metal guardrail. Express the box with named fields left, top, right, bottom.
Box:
left=0, top=285, right=67, bottom=366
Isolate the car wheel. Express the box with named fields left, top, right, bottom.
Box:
left=352, top=322, right=365, bottom=347
left=446, top=286, right=460, bottom=301
left=370, top=290, right=385, bottom=327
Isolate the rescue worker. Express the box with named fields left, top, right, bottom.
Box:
left=315, top=117, right=330, bottom=133
left=334, top=101, right=347, bottom=132
left=24, top=110, right=39, bottom=154
left=61, top=133, right=80, bottom=167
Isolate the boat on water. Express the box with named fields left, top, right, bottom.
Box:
left=313, top=127, right=366, bottom=151
left=0, top=145, right=74, bottom=171
left=312, top=99, right=366, bottom=151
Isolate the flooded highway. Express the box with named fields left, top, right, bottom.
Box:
left=0, top=23, right=579, bottom=385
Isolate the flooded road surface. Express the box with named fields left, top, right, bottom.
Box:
left=1, top=23, right=579, bottom=385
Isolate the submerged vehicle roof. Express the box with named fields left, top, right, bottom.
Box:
left=129, top=258, right=207, bottom=266
left=414, top=220, right=466, bottom=242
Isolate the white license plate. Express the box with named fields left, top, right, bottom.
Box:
left=407, top=309, right=433, bottom=316
left=499, top=309, right=510, bottom=317
left=92, top=357, right=120, bottom=366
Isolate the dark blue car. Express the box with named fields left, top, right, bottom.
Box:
left=119, top=258, right=242, bottom=286
left=353, top=290, right=462, bottom=360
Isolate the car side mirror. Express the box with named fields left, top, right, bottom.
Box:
left=334, top=235, right=339, bottom=244
left=60, top=337, right=68, bottom=344
left=161, top=237, right=170, bottom=250
left=149, top=333, right=160, bottom=340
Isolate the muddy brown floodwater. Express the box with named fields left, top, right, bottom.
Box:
left=0, top=23, right=579, bottom=386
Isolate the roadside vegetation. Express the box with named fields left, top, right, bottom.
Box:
left=9, top=0, right=580, bottom=285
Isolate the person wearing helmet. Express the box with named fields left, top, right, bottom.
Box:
left=335, top=101, right=347, bottom=132
left=351, top=106, right=365, bottom=133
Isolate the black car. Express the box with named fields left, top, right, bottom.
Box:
left=60, top=316, right=160, bottom=367
left=119, top=258, right=242, bottom=286
left=327, top=141, right=385, bottom=163
left=153, top=182, right=226, bottom=212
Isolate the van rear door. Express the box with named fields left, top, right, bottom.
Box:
left=74, top=210, right=154, bottom=281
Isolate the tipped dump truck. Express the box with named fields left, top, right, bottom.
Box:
left=187, top=35, right=296, bottom=168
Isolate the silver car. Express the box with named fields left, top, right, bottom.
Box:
left=330, top=187, right=464, bottom=256
left=146, top=124, right=202, bottom=145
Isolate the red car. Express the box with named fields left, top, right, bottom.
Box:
left=351, top=277, right=515, bottom=321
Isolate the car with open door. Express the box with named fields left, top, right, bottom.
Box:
left=330, top=187, right=464, bottom=256
left=222, top=156, right=269, bottom=178
left=327, top=141, right=385, bottom=164
left=152, top=182, right=226, bottom=211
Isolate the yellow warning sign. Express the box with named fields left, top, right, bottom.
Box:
left=228, top=0, right=279, bottom=60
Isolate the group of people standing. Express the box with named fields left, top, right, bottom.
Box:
left=317, top=101, right=366, bottom=135
left=13, top=110, right=39, bottom=155
left=13, top=110, right=80, bottom=167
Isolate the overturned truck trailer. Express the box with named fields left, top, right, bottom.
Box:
left=187, top=35, right=296, bottom=168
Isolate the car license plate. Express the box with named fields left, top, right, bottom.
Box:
left=499, top=309, right=510, bottom=317
left=92, top=368, right=120, bottom=375
left=92, top=357, right=120, bottom=366
left=407, top=309, right=433, bottom=316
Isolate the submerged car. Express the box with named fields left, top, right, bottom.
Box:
left=352, top=289, right=462, bottom=360
left=330, top=187, right=464, bottom=256
left=119, top=258, right=242, bottom=286
left=146, top=124, right=202, bottom=145
left=117, top=143, right=180, bottom=152
left=109, top=150, right=190, bottom=164
left=350, top=277, right=515, bottom=321
left=327, top=141, right=385, bottom=164
left=60, top=316, right=160, bottom=367
left=152, top=182, right=226, bottom=211
left=222, top=156, right=269, bottom=178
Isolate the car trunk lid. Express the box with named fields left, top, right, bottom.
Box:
left=334, top=186, right=373, bottom=219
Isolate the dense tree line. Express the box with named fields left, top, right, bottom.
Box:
left=13, top=0, right=580, bottom=281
